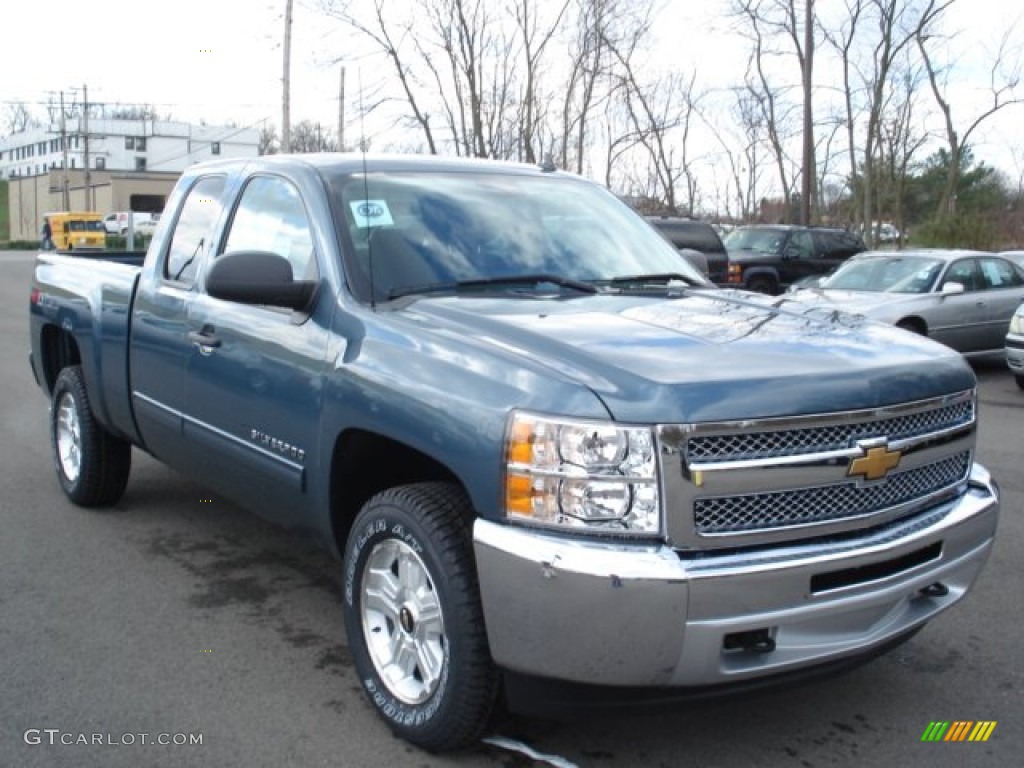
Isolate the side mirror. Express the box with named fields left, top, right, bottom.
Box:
left=206, top=250, right=317, bottom=311
left=940, top=281, right=965, bottom=295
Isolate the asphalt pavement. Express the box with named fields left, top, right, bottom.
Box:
left=1, top=250, right=1021, bottom=767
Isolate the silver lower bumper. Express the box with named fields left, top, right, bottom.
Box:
left=473, top=463, right=999, bottom=687
left=1006, top=336, right=1024, bottom=373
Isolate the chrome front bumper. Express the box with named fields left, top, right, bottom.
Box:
left=1006, top=334, right=1024, bottom=373
left=473, top=463, right=999, bottom=687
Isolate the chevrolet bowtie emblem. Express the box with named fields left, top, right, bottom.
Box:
left=848, top=444, right=902, bottom=481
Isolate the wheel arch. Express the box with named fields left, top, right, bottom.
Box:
left=895, top=316, right=928, bottom=336
left=328, top=428, right=467, bottom=556
left=39, top=324, right=82, bottom=395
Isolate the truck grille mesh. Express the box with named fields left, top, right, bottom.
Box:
left=687, top=400, right=973, bottom=463
left=694, top=451, right=970, bottom=534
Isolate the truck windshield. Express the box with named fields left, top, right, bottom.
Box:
left=326, top=171, right=707, bottom=302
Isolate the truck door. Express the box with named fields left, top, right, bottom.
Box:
left=131, top=175, right=228, bottom=466
left=182, top=174, right=330, bottom=526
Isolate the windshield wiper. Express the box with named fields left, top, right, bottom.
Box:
left=387, top=273, right=599, bottom=300
left=595, top=272, right=701, bottom=288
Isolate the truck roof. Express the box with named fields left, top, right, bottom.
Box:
left=188, top=152, right=571, bottom=179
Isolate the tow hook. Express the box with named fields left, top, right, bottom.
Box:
left=723, top=628, right=776, bottom=654
left=919, top=582, right=949, bottom=598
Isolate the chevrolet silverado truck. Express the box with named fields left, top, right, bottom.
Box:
left=29, top=154, right=1000, bottom=751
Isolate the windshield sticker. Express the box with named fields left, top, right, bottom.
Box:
left=350, top=199, right=394, bottom=228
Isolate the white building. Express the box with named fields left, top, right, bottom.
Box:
left=0, top=118, right=259, bottom=180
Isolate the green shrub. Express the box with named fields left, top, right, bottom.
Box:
left=912, top=214, right=998, bottom=250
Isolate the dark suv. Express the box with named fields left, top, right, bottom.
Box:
left=722, top=225, right=866, bottom=294
left=646, top=216, right=728, bottom=282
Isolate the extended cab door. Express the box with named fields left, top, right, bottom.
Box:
left=131, top=175, right=229, bottom=464
left=181, top=174, right=331, bottom=524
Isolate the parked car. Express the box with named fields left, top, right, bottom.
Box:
left=789, top=249, right=1024, bottom=356
left=1000, top=250, right=1024, bottom=270
left=102, top=211, right=159, bottom=235
left=722, top=225, right=866, bottom=294
left=1006, top=302, right=1024, bottom=389
left=646, top=216, right=727, bottom=282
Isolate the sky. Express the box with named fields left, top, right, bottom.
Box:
left=2, top=0, right=1022, bottom=191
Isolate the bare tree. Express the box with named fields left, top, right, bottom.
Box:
left=821, top=0, right=865, bottom=226
left=856, top=0, right=950, bottom=244
left=732, top=0, right=815, bottom=222
left=512, top=0, right=570, bottom=163
left=615, top=64, right=704, bottom=213
left=259, top=123, right=280, bottom=155
left=3, top=103, right=37, bottom=135
left=917, top=23, right=1024, bottom=216
left=323, top=0, right=439, bottom=153
left=733, top=2, right=801, bottom=220
left=290, top=120, right=339, bottom=152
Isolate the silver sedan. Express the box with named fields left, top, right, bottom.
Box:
left=789, top=249, right=1024, bottom=356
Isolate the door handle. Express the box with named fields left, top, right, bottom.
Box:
left=188, top=330, right=221, bottom=349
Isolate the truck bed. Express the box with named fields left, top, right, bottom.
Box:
left=30, top=252, right=144, bottom=444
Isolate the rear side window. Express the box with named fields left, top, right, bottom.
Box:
left=978, top=257, right=1023, bottom=289
left=221, top=176, right=318, bottom=281
left=648, top=219, right=725, bottom=254
left=164, top=176, right=227, bottom=285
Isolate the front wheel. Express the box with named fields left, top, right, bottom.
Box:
left=343, top=483, right=498, bottom=751
left=50, top=366, right=131, bottom=506
left=746, top=275, right=776, bottom=295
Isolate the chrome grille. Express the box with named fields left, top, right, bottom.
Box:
left=687, top=400, right=973, bottom=463
left=694, top=452, right=970, bottom=535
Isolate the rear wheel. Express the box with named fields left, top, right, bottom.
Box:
left=343, top=482, right=498, bottom=751
left=50, top=366, right=131, bottom=506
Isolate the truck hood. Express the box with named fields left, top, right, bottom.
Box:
left=402, top=289, right=975, bottom=423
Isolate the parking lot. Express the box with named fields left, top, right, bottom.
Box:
left=1, top=249, right=1020, bottom=768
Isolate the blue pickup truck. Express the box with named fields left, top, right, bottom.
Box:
left=29, top=154, right=999, bottom=751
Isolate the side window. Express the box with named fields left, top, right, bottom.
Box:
left=222, top=176, right=317, bottom=282
left=978, top=258, right=1022, bottom=289
left=164, top=176, right=226, bottom=285
left=944, top=259, right=980, bottom=292
left=813, top=232, right=839, bottom=257
left=789, top=230, right=813, bottom=259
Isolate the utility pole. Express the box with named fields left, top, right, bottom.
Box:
left=83, top=84, right=92, bottom=210
left=281, top=0, right=293, bottom=153
left=338, top=66, right=345, bottom=152
left=59, top=91, right=70, bottom=211
left=800, top=0, right=815, bottom=226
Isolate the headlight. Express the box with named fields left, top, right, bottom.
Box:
left=503, top=412, right=661, bottom=535
left=1010, top=310, right=1024, bottom=335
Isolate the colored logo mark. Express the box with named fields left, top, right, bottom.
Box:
left=921, top=721, right=997, bottom=742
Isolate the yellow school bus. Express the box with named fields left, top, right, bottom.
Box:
left=44, top=212, right=106, bottom=250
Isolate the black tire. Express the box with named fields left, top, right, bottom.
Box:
left=747, top=275, right=776, bottom=295
left=343, top=482, right=498, bottom=751
left=50, top=366, right=131, bottom=507
left=1016, top=374, right=1024, bottom=391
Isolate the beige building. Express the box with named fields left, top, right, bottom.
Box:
left=7, top=169, right=179, bottom=241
